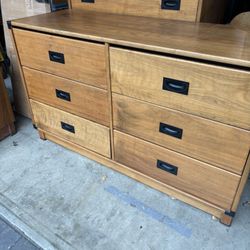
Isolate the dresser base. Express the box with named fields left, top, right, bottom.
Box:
left=38, top=129, right=46, bottom=140
left=37, top=128, right=235, bottom=225
left=220, top=212, right=235, bottom=227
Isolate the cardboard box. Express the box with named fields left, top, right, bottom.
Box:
left=1, top=0, right=51, bottom=118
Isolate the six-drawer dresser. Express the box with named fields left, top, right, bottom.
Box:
left=9, top=8, right=250, bottom=226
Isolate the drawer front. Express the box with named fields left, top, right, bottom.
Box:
left=14, top=29, right=107, bottom=89
left=113, top=94, right=250, bottom=175
left=111, top=48, right=250, bottom=130
left=71, top=0, right=200, bottom=22
left=114, top=131, right=240, bottom=210
left=24, top=67, right=109, bottom=126
left=31, top=100, right=110, bottom=157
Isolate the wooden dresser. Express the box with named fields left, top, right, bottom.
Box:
left=0, top=66, right=15, bottom=140
left=10, top=9, right=250, bottom=226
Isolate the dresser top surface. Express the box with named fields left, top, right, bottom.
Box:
left=11, top=9, right=250, bottom=68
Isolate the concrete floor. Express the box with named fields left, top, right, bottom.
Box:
left=0, top=217, right=40, bottom=250
left=0, top=116, right=249, bottom=250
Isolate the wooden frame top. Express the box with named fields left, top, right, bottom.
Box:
left=11, top=9, right=250, bottom=68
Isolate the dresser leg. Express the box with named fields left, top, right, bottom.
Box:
left=9, top=123, right=16, bottom=136
left=38, top=129, right=46, bottom=141
left=220, top=211, right=235, bottom=226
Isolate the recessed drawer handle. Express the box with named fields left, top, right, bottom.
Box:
left=165, top=2, right=177, bottom=7
left=163, top=77, right=189, bottom=95
left=161, top=0, right=181, bottom=10
left=159, top=122, right=183, bottom=139
left=81, top=0, right=95, bottom=2
left=157, top=160, right=178, bottom=175
left=49, top=51, right=65, bottom=64
left=61, top=122, right=75, bottom=133
left=56, top=89, right=71, bottom=102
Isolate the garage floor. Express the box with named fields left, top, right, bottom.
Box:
left=0, top=116, right=249, bottom=250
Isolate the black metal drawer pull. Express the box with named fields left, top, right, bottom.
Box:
left=49, top=51, right=65, bottom=64
left=157, top=160, right=178, bottom=175
left=161, top=0, right=181, bottom=10
left=56, top=89, right=71, bottom=102
left=61, top=122, right=75, bottom=134
left=163, top=77, right=189, bottom=95
left=81, top=0, right=95, bottom=3
left=159, top=122, right=183, bottom=139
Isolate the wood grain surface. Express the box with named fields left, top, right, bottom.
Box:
left=111, top=48, right=250, bottom=130
left=114, top=131, right=240, bottom=210
left=0, top=67, right=15, bottom=139
left=11, top=9, right=250, bottom=67
left=71, top=0, right=201, bottom=22
left=0, top=69, right=14, bottom=130
left=31, top=100, right=111, bottom=157
left=231, top=152, right=250, bottom=212
left=13, top=28, right=107, bottom=89
left=24, top=67, right=110, bottom=126
left=113, top=94, right=250, bottom=174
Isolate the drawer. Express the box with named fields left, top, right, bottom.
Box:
left=71, top=0, right=201, bottom=22
left=114, top=131, right=240, bottom=210
left=14, top=29, right=107, bottom=89
left=113, top=94, right=250, bottom=175
left=111, top=48, right=250, bottom=130
left=24, top=67, right=109, bottom=126
left=31, top=100, right=110, bottom=157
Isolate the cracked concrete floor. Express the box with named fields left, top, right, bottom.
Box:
left=0, top=116, right=249, bottom=250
